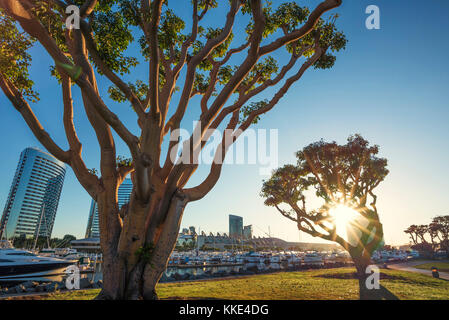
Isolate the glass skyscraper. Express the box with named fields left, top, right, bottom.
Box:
left=0, top=147, right=66, bottom=240
left=85, top=178, right=133, bottom=238
left=229, top=214, right=244, bottom=238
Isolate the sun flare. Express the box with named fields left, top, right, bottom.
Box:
left=328, top=204, right=359, bottom=240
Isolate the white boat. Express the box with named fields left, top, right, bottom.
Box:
left=39, top=248, right=56, bottom=257
left=407, top=250, right=420, bottom=259
left=269, top=254, right=281, bottom=263
left=372, top=250, right=408, bottom=262
left=244, top=252, right=265, bottom=263
left=0, top=241, right=74, bottom=282
left=235, top=254, right=245, bottom=264
left=303, top=252, right=323, bottom=264
left=285, top=252, right=301, bottom=264
left=323, top=252, right=339, bottom=263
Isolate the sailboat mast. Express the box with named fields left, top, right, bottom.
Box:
left=41, top=208, right=51, bottom=248
left=33, top=204, right=45, bottom=251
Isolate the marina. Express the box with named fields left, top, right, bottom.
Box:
left=1, top=235, right=422, bottom=292
left=0, top=237, right=426, bottom=299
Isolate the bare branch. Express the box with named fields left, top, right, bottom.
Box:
left=1, top=2, right=141, bottom=161
left=80, top=0, right=97, bottom=18
left=239, top=47, right=325, bottom=132
left=147, top=0, right=164, bottom=120
left=183, top=111, right=240, bottom=201
left=274, top=205, right=299, bottom=223
left=259, top=0, right=342, bottom=55
left=71, top=31, right=141, bottom=160
left=79, top=22, right=146, bottom=119
left=160, top=0, right=241, bottom=178
left=207, top=49, right=303, bottom=128
left=202, top=0, right=265, bottom=127
left=167, top=0, right=241, bottom=131
left=61, top=74, right=99, bottom=198
left=0, top=73, right=70, bottom=163
left=349, top=151, right=368, bottom=199
left=172, top=0, right=200, bottom=77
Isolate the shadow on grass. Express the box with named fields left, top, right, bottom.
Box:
left=374, top=285, right=400, bottom=300
left=314, top=272, right=401, bottom=300
left=315, top=272, right=407, bottom=281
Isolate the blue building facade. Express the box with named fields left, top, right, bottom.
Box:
left=0, top=147, right=66, bottom=240
left=85, top=178, right=133, bottom=238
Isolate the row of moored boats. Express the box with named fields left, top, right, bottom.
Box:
left=0, top=240, right=98, bottom=283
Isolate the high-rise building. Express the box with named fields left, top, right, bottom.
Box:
left=85, top=178, right=133, bottom=238
left=0, top=147, right=66, bottom=240
left=85, top=200, right=100, bottom=239
left=243, top=225, right=253, bottom=239
left=229, top=214, right=243, bottom=238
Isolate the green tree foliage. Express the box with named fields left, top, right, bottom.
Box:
left=0, top=9, right=37, bottom=101
left=1, top=1, right=346, bottom=113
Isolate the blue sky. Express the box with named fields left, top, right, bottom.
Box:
left=0, top=0, right=448, bottom=245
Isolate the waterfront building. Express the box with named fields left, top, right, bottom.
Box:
left=70, top=237, right=101, bottom=253
left=177, top=233, right=196, bottom=246
left=0, top=147, right=66, bottom=240
left=196, top=232, right=340, bottom=251
left=177, top=226, right=198, bottom=246
left=85, top=178, right=133, bottom=238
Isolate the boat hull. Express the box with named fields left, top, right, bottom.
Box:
left=0, top=262, right=73, bottom=282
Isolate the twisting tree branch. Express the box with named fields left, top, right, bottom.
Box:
left=0, top=72, right=70, bottom=163
left=79, top=21, right=146, bottom=120
left=61, top=74, right=99, bottom=198
left=260, top=0, right=342, bottom=55
left=147, top=0, right=164, bottom=120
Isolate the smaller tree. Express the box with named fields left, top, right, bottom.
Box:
left=63, top=234, right=77, bottom=242
left=432, top=216, right=449, bottom=255
left=404, top=225, right=429, bottom=245
left=405, top=216, right=449, bottom=257
left=261, top=135, right=388, bottom=300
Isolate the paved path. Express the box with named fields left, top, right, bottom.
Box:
left=387, top=260, right=449, bottom=280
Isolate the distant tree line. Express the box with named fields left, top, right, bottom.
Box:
left=223, top=245, right=254, bottom=251
left=11, top=234, right=77, bottom=250
left=175, top=240, right=196, bottom=252
left=404, top=216, right=449, bottom=257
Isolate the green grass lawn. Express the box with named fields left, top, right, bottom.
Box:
left=42, top=268, right=449, bottom=300
left=414, top=262, right=449, bottom=273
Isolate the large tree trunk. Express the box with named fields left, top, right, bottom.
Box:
left=94, top=188, right=187, bottom=300
left=350, top=252, right=378, bottom=300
